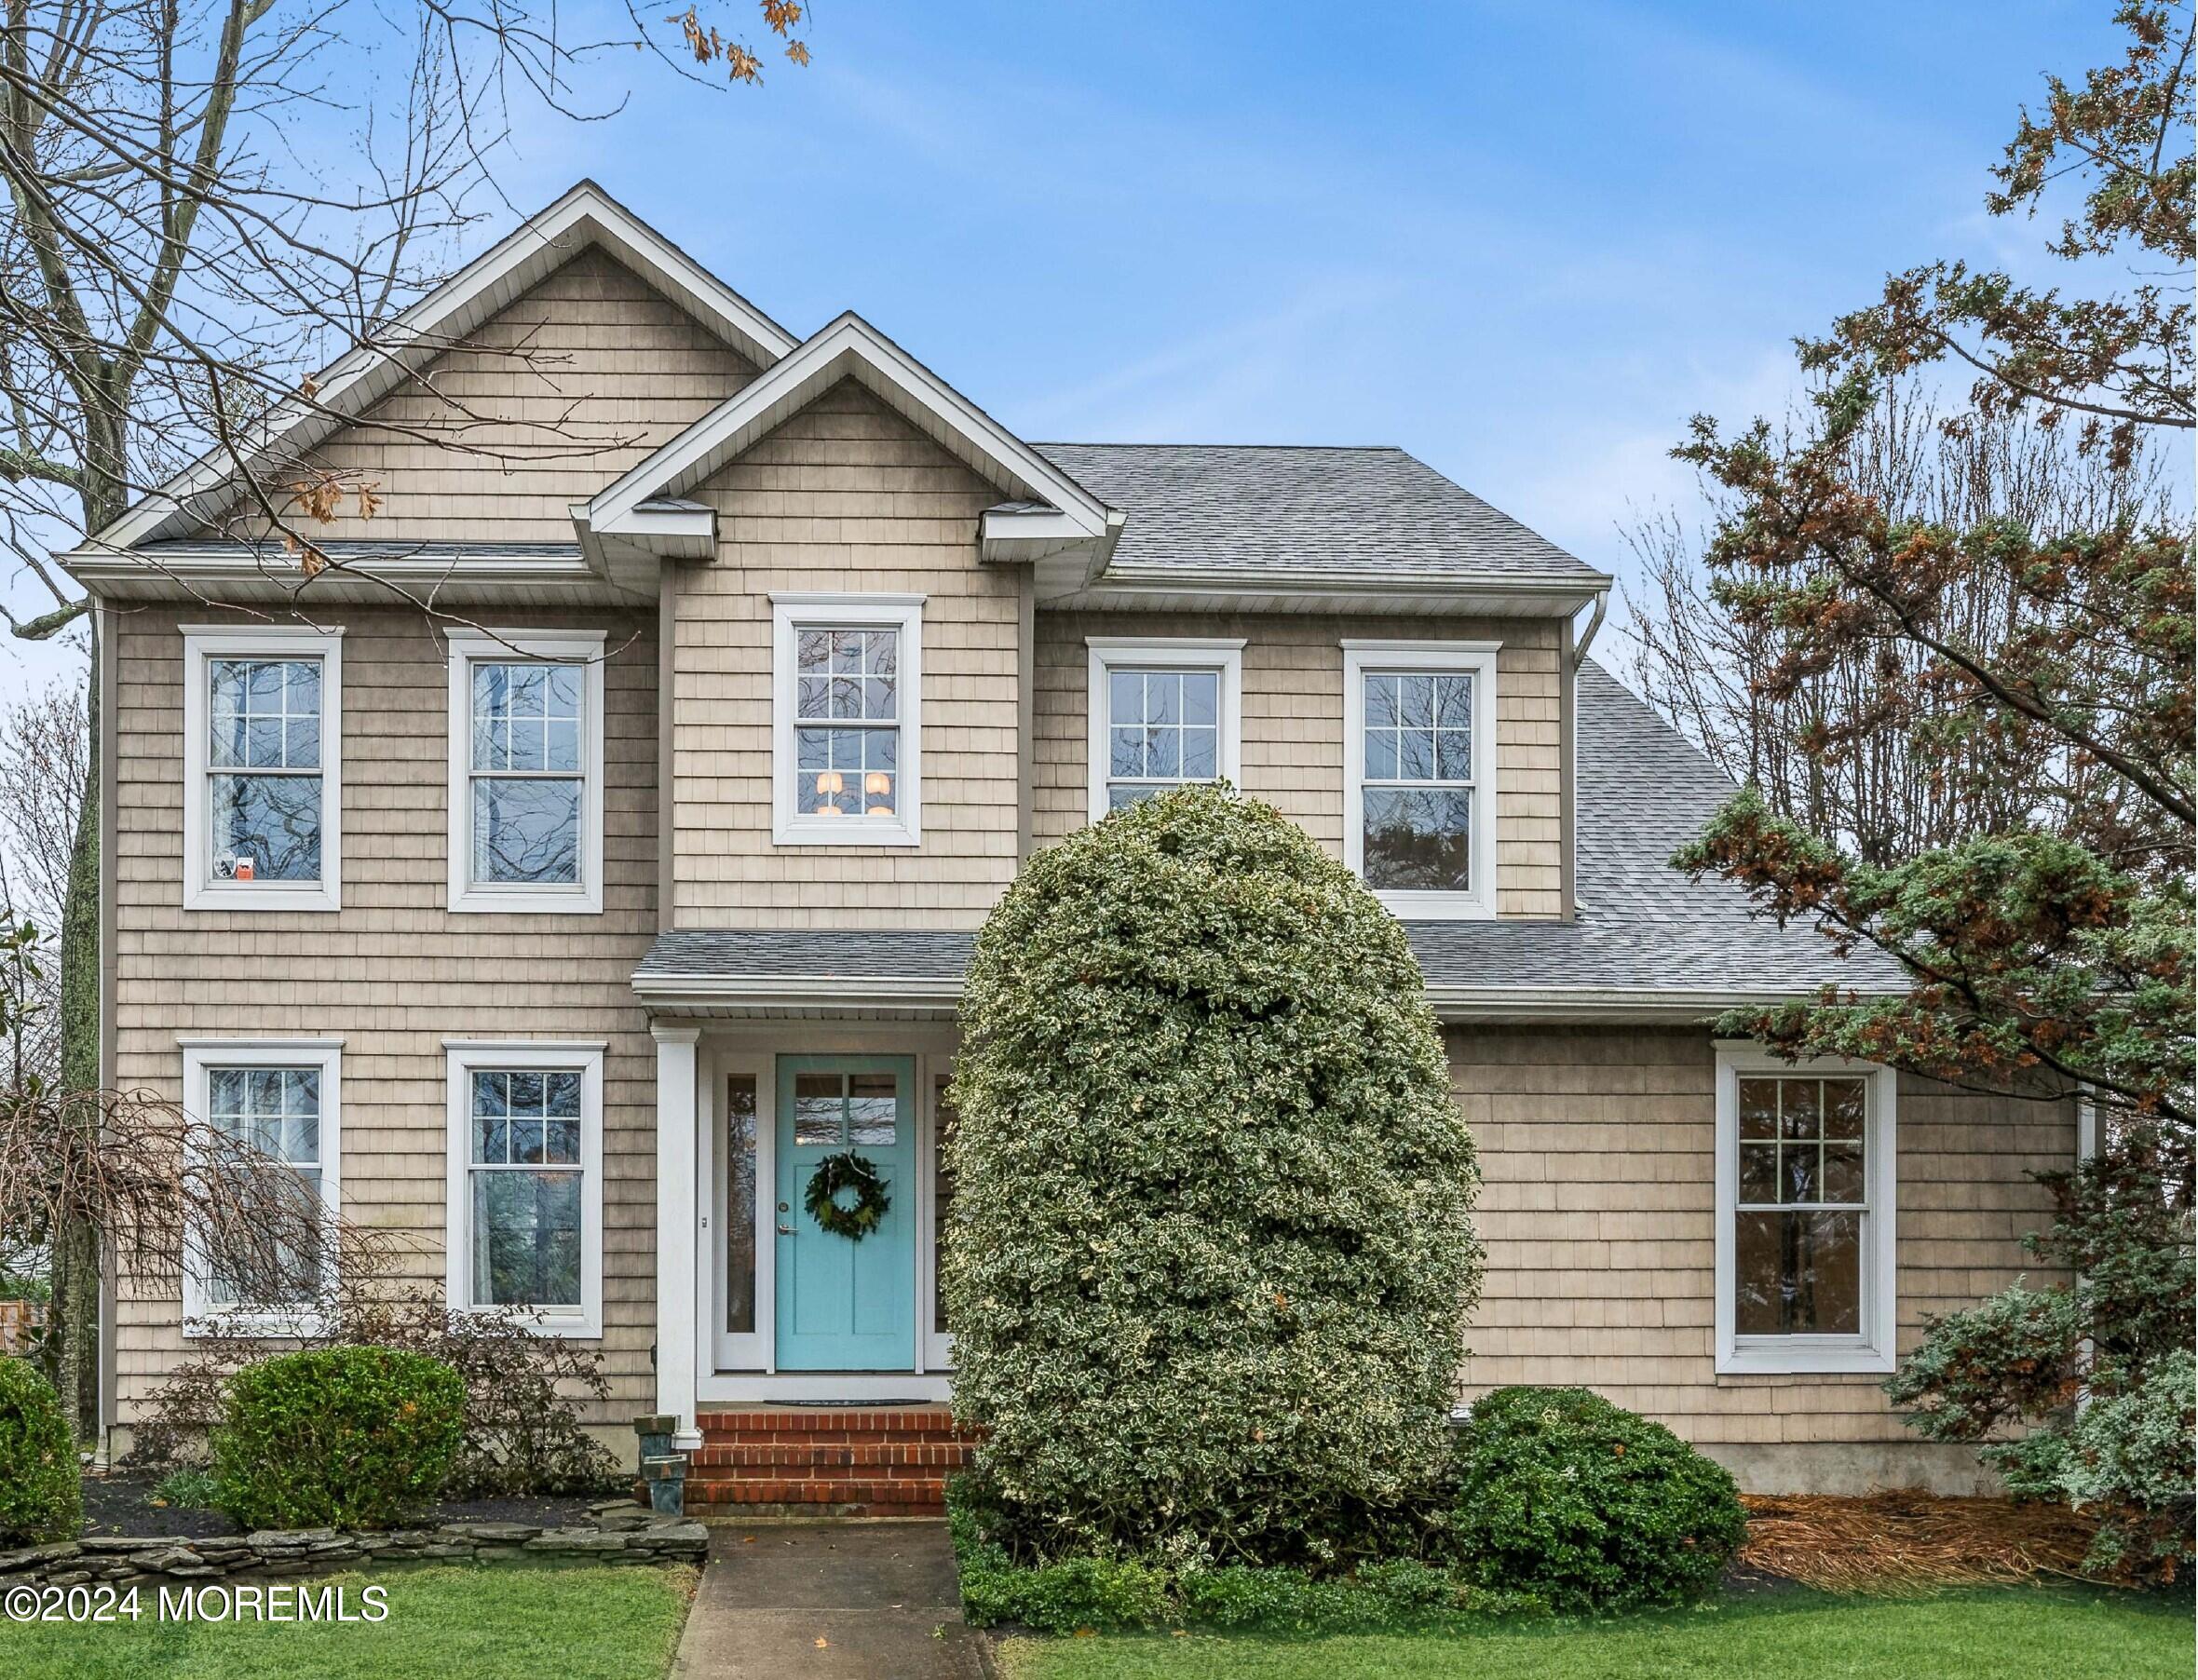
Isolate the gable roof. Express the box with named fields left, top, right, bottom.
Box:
left=632, top=659, right=1906, bottom=1016
left=1031, top=444, right=1605, bottom=587
left=583, top=311, right=1115, bottom=540
left=85, top=181, right=799, bottom=554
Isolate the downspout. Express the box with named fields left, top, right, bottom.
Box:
left=1560, top=589, right=1608, bottom=923
left=1569, top=589, right=1608, bottom=672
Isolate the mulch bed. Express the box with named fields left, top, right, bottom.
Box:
left=1738, top=1490, right=2105, bottom=1594
left=78, top=1471, right=609, bottom=1542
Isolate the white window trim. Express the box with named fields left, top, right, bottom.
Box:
left=1341, top=641, right=1499, bottom=921
left=445, top=630, right=606, bottom=915
left=771, top=594, right=925, bottom=848
left=444, top=1039, right=607, bottom=1339
left=1714, top=1045, right=1899, bottom=1375
left=1085, top=636, right=1245, bottom=822
left=181, top=627, right=345, bottom=913
left=180, top=1038, right=343, bottom=1337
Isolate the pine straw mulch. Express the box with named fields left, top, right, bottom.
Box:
left=1738, top=1490, right=2106, bottom=1595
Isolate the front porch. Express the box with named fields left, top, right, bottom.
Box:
left=648, top=1016, right=962, bottom=1451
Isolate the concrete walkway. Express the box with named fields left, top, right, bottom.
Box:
left=672, top=1521, right=991, bottom=1680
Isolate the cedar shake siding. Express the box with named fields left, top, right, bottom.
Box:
left=110, top=603, right=661, bottom=1423
left=666, top=380, right=1024, bottom=928
left=1455, top=1025, right=2075, bottom=1485
left=1034, top=611, right=1565, bottom=917
left=224, top=248, right=759, bottom=543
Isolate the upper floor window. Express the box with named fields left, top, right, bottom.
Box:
left=1715, top=1049, right=1897, bottom=1375
left=1342, top=642, right=1496, bottom=920
left=182, top=628, right=343, bottom=912
left=445, top=630, right=605, bottom=914
left=771, top=595, right=923, bottom=847
left=181, top=1038, right=342, bottom=1333
left=1085, top=637, right=1243, bottom=820
left=444, top=1040, right=604, bottom=1337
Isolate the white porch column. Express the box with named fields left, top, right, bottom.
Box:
left=652, top=1023, right=703, bottom=1450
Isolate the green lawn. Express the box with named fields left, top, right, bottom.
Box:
left=997, top=1587, right=2193, bottom=1680
left=0, top=1563, right=696, bottom=1680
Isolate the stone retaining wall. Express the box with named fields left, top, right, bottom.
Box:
left=0, top=1499, right=707, bottom=1590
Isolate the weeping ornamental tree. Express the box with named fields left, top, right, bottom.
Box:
left=944, top=786, right=1481, bottom=1562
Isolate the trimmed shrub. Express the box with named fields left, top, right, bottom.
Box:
left=1446, top=1386, right=1746, bottom=1613
left=0, top=1358, right=81, bottom=1543
left=212, top=1347, right=465, bottom=1529
left=950, top=1481, right=1543, bottom=1634
left=944, top=784, right=1482, bottom=1562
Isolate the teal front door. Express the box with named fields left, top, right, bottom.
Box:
left=774, top=1056, right=917, bottom=1371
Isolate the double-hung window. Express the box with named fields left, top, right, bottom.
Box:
left=182, top=629, right=343, bottom=911
left=1342, top=642, right=1497, bottom=919
left=1715, top=1048, right=1897, bottom=1374
left=1085, top=638, right=1243, bottom=819
left=181, top=1039, right=342, bottom=1333
left=445, top=1041, right=604, bottom=1336
left=771, top=595, right=923, bottom=846
left=446, top=630, right=605, bottom=913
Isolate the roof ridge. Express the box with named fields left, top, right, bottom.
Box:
left=1031, top=440, right=1403, bottom=452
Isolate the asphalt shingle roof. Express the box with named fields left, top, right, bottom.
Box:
left=635, top=661, right=1901, bottom=1001
left=1031, top=444, right=1605, bottom=582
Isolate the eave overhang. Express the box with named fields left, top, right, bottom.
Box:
left=629, top=969, right=1879, bottom=1025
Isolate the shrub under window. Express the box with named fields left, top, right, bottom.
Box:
left=1446, top=1386, right=1746, bottom=1613
left=0, top=1359, right=81, bottom=1543
left=212, top=1346, right=465, bottom=1529
left=944, top=783, right=1482, bottom=1562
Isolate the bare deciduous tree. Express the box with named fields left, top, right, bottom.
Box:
left=1623, top=381, right=2179, bottom=871
left=1, top=0, right=807, bottom=1435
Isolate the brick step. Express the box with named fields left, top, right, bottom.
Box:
left=691, top=1443, right=975, bottom=1470
left=696, top=1409, right=962, bottom=1433
left=696, top=1426, right=971, bottom=1444
left=676, top=1486, right=944, bottom=1512
left=691, top=1463, right=955, bottom=1489
left=685, top=1496, right=945, bottom=1520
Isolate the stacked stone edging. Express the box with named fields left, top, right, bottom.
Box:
left=0, top=1498, right=707, bottom=1590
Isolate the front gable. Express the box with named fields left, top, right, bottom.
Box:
left=213, top=247, right=766, bottom=545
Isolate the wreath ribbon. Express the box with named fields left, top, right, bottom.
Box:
left=804, top=1150, right=891, bottom=1241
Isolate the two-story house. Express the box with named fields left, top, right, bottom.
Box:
left=67, top=183, right=2073, bottom=1509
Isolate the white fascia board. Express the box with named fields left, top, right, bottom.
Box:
left=87, top=182, right=796, bottom=555
left=629, top=971, right=1894, bottom=1024
left=587, top=314, right=1114, bottom=538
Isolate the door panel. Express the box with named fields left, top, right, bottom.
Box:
left=774, top=1055, right=916, bottom=1371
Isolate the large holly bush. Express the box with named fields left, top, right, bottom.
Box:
left=0, top=1358, right=81, bottom=1543
left=212, top=1346, right=464, bottom=1529
left=943, top=783, right=1482, bottom=1562
left=1446, top=1386, right=1746, bottom=1614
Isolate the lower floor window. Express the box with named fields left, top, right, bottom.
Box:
left=1716, top=1050, right=1896, bottom=1374
left=181, top=1041, right=342, bottom=1330
left=445, top=1043, right=604, bottom=1335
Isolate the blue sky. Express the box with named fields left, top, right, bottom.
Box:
left=483, top=0, right=2136, bottom=581
left=0, top=0, right=2155, bottom=694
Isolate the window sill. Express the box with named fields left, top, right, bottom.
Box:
left=772, top=820, right=920, bottom=848
left=1716, top=1340, right=1895, bottom=1376
left=448, top=885, right=604, bottom=915
left=183, top=1310, right=327, bottom=1340
left=184, top=883, right=340, bottom=914
left=1372, top=889, right=1494, bottom=922
left=455, top=1305, right=602, bottom=1339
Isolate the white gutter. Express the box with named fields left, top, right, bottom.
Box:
left=631, top=969, right=1882, bottom=1023
left=1570, top=589, right=1609, bottom=670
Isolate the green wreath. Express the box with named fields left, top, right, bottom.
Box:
left=804, top=1150, right=892, bottom=1241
